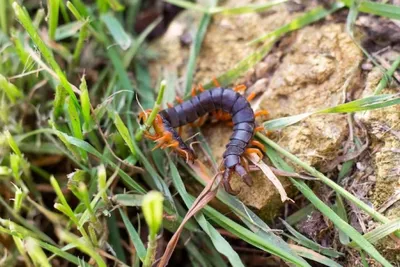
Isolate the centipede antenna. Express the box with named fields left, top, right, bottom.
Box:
left=189, top=141, right=201, bottom=151
left=183, top=150, right=190, bottom=163
left=184, top=132, right=200, bottom=142
left=136, top=93, right=148, bottom=120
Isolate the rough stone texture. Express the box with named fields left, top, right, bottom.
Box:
left=356, top=68, right=400, bottom=263
left=258, top=23, right=365, bottom=168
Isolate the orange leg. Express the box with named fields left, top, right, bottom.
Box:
left=191, top=115, right=208, bottom=127
left=191, top=86, right=197, bottom=97
left=175, top=96, right=184, bottom=104
left=225, top=121, right=234, bottom=127
left=191, top=84, right=206, bottom=97
left=152, top=132, right=173, bottom=150
left=198, top=84, right=205, bottom=93
left=233, top=84, right=247, bottom=92
left=212, top=77, right=221, bottom=87
left=166, top=140, right=179, bottom=148
left=255, top=110, right=269, bottom=118
left=247, top=92, right=256, bottom=102
left=241, top=156, right=250, bottom=172
left=250, top=140, right=266, bottom=152
left=144, top=131, right=161, bottom=140
left=138, top=109, right=152, bottom=122
left=220, top=112, right=231, bottom=121
left=245, top=148, right=263, bottom=159
left=255, top=126, right=264, bottom=132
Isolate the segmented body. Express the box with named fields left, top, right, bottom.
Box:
left=159, top=87, right=255, bottom=190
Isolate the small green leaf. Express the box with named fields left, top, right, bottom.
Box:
left=101, top=13, right=131, bottom=50
left=264, top=112, right=313, bottom=131
left=113, top=112, right=137, bottom=157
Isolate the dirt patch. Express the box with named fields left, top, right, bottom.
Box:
left=356, top=68, right=400, bottom=263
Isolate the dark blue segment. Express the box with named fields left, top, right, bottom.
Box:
left=182, top=100, right=198, bottom=123
left=211, top=88, right=224, bottom=109
left=227, top=139, right=247, bottom=149
left=231, top=97, right=249, bottom=115
left=233, top=122, right=254, bottom=133
left=223, top=145, right=245, bottom=157
left=198, top=91, right=215, bottom=111
left=221, top=89, right=240, bottom=113
left=230, top=130, right=253, bottom=143
left=175, top=104, right=187, bottom=125
left=224, top=154, right=240, bottom=168
left=160, top=108, right=180, bottom=127
left=232, top=107, right=254, bottom=125
left=190, top=96, right=207, bottom=117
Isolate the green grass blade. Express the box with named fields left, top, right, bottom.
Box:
left=348, top=218, right=400, bottom=248
left=286, top=204, right=314, bottom=226
left=57, top=229, right=106, bottom=267
left=248, top=2, right=344, bottom=45
left=210, top=0, right=287, bottom=15
left=289, top=245, right=342, bottom=267
left=72, top=20, right=89, bottom=65
left=56, top=130, right=146, bottom=193
left=67, top=98, right=88, bottom=161
left=264, top=112, right=313, bottom=131
left=264, top=94, right=400, bottom=130
left=258, top=134, right=392, bottom=227
left=119, top=208, right=147, bottom=261
left=0, top=74, right=23, bottom=103
left=135, top=80, right=166, bottom=141
left=291, top=180, right=391, bottom=266
left=265, top=147, right=392, bottom=267
left=47, top=0, right=60, bottom=40
left=198, top=199, right=311, bottom=266
left=335, top=195, right=350, bottom=244
left=180, top=162, right=310, bottom=266
left=373, top=56, right=400, bottom=95
left=0, top=0, right=7, bottom=34
left=12, top=2, right=80, bottom=107
left=101, top=13, right=131, bottom=50
left=0, top=228, right=91, bottom=267
left=203, top=39, right=276, bottom=90
left=320, top=94, right=400, bottom=113
left=107, top=213, right=127, bottom=263
left=166, top=0, right=287, bottom=15
left=165, top=0, right=209, bottom=13
left=169, top=159, right=245, bottom=267
left=113, top=111, right=137, bottom=158
left=184, top=0, right=217, bottom=96
left=124, top=17, right=162, bottom=68
left=341, top=0, right=400, bottom=20
left=281, top=220, right=343, bottom=258
left=55, top=21, right=84, bottom=40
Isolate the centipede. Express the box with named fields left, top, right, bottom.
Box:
left=138, top=80, right=268, bottom=194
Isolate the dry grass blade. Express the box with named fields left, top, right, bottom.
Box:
left=288, top=245, right=342, bottom=267
left=157, top=172, right=221, bottom=267
left=247, top=153, right=293, bottom=203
